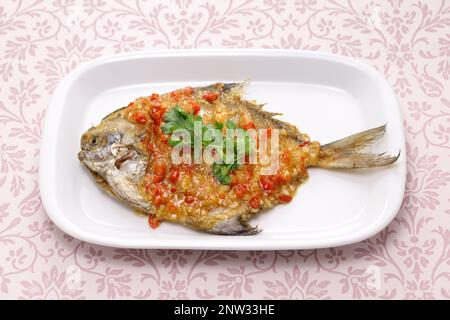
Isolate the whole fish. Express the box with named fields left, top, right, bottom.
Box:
left=78, top=82, right=399, bottom=235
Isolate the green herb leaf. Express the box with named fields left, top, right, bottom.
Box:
left=214, top=121, right=224, bottom=130
left=161, top=107, right=255, bottom=185
left=224, top=120, right=237, bottom=129
left=163, top=106, right=185, bottom=123
left=160, top=122, right=173, bottom=134
left=212, top=163, right=232, bottom=185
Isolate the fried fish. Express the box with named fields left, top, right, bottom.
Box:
left=78, top=82, right=399, bottom=235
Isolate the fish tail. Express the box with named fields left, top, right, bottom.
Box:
left=315, top=124, right=400, bottom=169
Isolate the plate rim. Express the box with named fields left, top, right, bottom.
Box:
left=39, top=49, right=406, bottom=250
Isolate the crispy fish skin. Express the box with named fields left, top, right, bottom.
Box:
left=78, top=109, right=150, bottom=212
left=78, top=82, right=399, bottom=235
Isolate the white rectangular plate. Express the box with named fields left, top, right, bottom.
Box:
left=39, top=50, right=406, bottom=250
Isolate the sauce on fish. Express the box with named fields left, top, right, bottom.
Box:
left=123, top=84, right=318, bottom=230
left=78, top=82, right=399, bottom=235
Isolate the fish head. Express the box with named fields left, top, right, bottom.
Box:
left=78, top=114, right=147, bottom=183
left=79, top=127, right=120, bottom=162
left=78, top=113, right=151, bottom=212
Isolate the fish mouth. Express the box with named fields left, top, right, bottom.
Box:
left=77, top=149, right=99, bottom=173
left=78, top=150, right=85, bottom=162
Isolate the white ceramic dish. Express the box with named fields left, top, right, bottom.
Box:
left=39, top=50, right=406, bottom=250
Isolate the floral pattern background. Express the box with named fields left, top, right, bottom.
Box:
left=0, top=0, right=449, bottom=300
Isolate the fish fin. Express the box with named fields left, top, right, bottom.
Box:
left=224, top=80, right=249, bottom=95
left=101, top=106, right=127, bottom=121
left=243, top=101, right=283, bottom=119
left=264, top=111, right=283, bottom=117
left=316, top=124, right=400, bottom=169
left=201, top=81, right=249, bottom=94
left=209, top=216, right=261, bottom=235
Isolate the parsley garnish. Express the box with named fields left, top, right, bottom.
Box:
left=161, top=106, right=252, bottom=185
left=161, top=107, right=201, bottom=147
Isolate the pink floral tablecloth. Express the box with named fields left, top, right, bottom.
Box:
left=0, top=0, right=449, bottom=300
